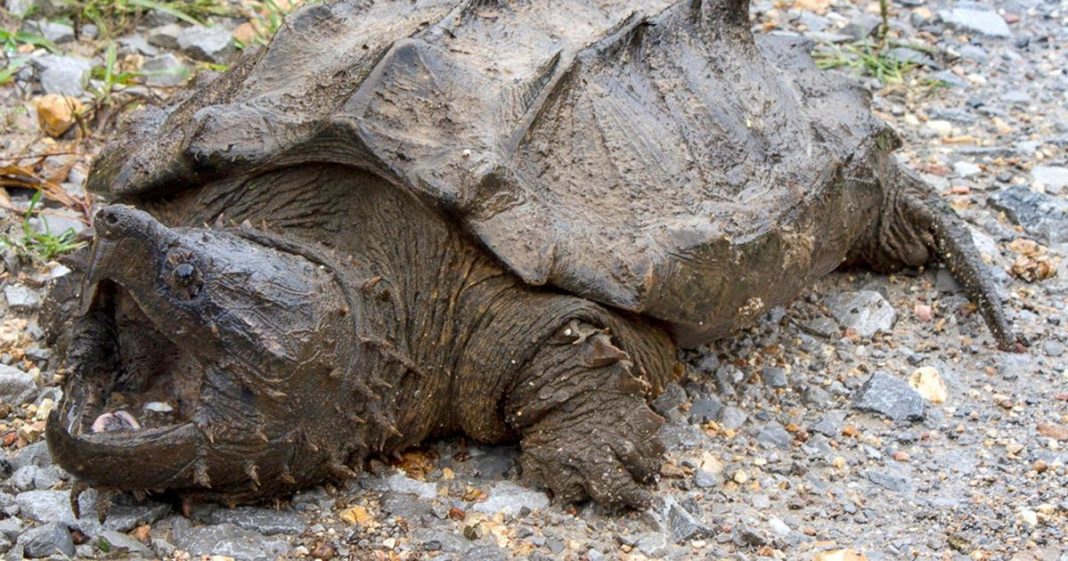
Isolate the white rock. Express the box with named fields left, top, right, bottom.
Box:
left=908, top=367, right=948, bottom=404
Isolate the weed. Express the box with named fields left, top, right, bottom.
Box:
left=814, top=42, right=914, bottom=84
left=234, top=0, right=299, bottom=49
left=90, top=43, right=143, bottom=106
left=1, top=192, right=86, bottom=263
left=71, top=0, right=231, bottom=37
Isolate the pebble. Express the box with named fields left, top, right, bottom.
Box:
left=908, top=366, right=948, bottom=404
left=717, top=406, right=748, bottom=430
left=147, top=23, right=184, bottom=49
left=199, top=507, right=306, bottom=535
left=811, top=410, right=847, bottom=437
left=952, top=161, right=982, bottom=178
left=142, top=53, right=190, bottom=87
left=827, top=291, right=897, bottom=338
left=688, top=396, right=723, bottom=424
left=987, top=186, right=1068, bottom=245
left=756, top=422, right=793, bottom=449
left=16, top=522, right=75, bottom=558
left=471, top=482, right=549, bottom=516
left=23, top=20, right=75, bottom=44
left=3, top=285, right=41, bottom=311
left=853, top=372, right=926, bottom=422
left=31, top=54, right=92, bottom=96
left=177, top=25, right=237, bottom=63
left=0, top=364, right=37, bottom=406
left=939, top=8, right=1012, bottom=38
left=1032, top=166, right=1068, bottom=195
left=662, top=497, right=712, bottom=543
left=170, top=518, right=290, bottom=561
left=761, top=366, right=788, bottom=389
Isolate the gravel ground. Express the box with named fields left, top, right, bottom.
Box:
left=1, top=0, right=1067, bottom=560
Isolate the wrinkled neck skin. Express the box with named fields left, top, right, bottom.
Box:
left=71, top=164, right=674, bottom=505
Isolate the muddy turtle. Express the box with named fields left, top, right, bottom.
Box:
left=46, top=0, right=1016, bottom=511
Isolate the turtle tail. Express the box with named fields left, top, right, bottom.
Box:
left=858, top=160, right=1020, bottom=352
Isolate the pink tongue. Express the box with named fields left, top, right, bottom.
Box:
left=91, top=411, right=141, bottom=433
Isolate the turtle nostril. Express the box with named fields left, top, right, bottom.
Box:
left=98, top=209, right=119, bottom=227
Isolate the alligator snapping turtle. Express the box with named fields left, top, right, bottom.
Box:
left=46, top=0, right=1016, bottom=511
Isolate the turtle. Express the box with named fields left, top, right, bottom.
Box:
left=45, top=0, right=1018, bottom=513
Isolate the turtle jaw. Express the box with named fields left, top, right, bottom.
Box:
left=46, top=274, right=209, bottom=492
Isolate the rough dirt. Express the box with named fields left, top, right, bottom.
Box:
left=1, top=0, right=1066, bottom=560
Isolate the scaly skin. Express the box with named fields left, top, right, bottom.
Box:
left=47, top=164, right=678, bottom=510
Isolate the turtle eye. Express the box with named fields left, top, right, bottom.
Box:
left=167, top=260, right=202, bottom=299
left=173, top=263, right=196, bottom=286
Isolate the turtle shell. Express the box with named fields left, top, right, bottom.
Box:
left=89, top=0, right=893, bottom=346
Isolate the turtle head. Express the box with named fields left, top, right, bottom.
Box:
left=47, top=205, right=357, bottom=502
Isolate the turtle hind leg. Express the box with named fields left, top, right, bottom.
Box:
left=857, top=161, right=1020, bottom=351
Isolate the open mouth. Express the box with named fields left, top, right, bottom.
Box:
left=55, top=278, right=204, bottom=443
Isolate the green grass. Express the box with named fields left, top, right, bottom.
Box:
left=90, top=42, right=143, bottom=105
left=0, top=192, right=86, bottom=263
left=1, top=29, right=56, bottom=86
left=814, top=42, right=915, bottom=84
left=70, top=0, right=231, bottom=37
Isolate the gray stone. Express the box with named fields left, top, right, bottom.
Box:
left=987, top=186, right=1068, bottom=245
left=853, top=372, right=925, bottom=422
left=1042, top=340, right=1065, bottom=358
left=0, top=364, right=37, bottom=406
left=801, top=316, right=840, bottom=339
left=761, top=366, right=788, bottom=389
left=118, top=34, right=159, bottom=56
left=953, top=161, right=982, bottom=178
left=17, top=522, right=74, bottom=558
left=5, top=0, right=34, bottom=18
left=867, top=469, right=912, bottom=493
left=810, top=410, right=847, bottom=437
left=14, top=489, right=163, bottom=535
left=3, top=284, right=40, bottom=311
left=171, top=518, right=290, bottom=561
left=634, top=532, right=668, bottom=557
left=827, top=290, right=896, bottom=338
left=472, top=481, right=549, bottom=516
left=200, top=506, right=305, bottom=535
left=688, top=396, right=723, bottom=424
left=147, top=23, right=184, bottom=49
left=95, top=529, right=154, bottom=557
left=473, top=446, right=516, bottom=479
left=651, top=383, right=687, bottom=418
left=768, top=516, right=791, bottom=537
left=9, top=465, right=43, bottom=491
left=1002, top=90, right=1032, bottom=106
left=1033, top=166, right=1068, bottom=195
left=958, top=45, right=989, bottom=63
left=10, top=442, right=51, bottom=471
left=663, top=497, right=712, bottom=543
left=361, top=473, right=437, bottom=499
left=887, top=47, right=937, bottom=68
left=717, top=406, right=748, bottom=430
left=380, top=493, right=433, bottom=519
left=939, top=8, right=1011, bottom=38
left=843, top=14, right=881, bottom=40
left=0, top=518, right=23, bottom=541
left=756, top=422, right=792, bottom=449
left=693, top=469, right=722, bottom=489
left=142, top=53, right=190, bottom=87
left=32, top=54, right=91, bottom=95
left=177, top=25, right=237, bottom=63
left=23, top=20, right=74, bottom=43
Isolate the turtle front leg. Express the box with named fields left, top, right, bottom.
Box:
left=851, top=160, right=1020, bottom=351
left=505, top=319, right=674, bottom=510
